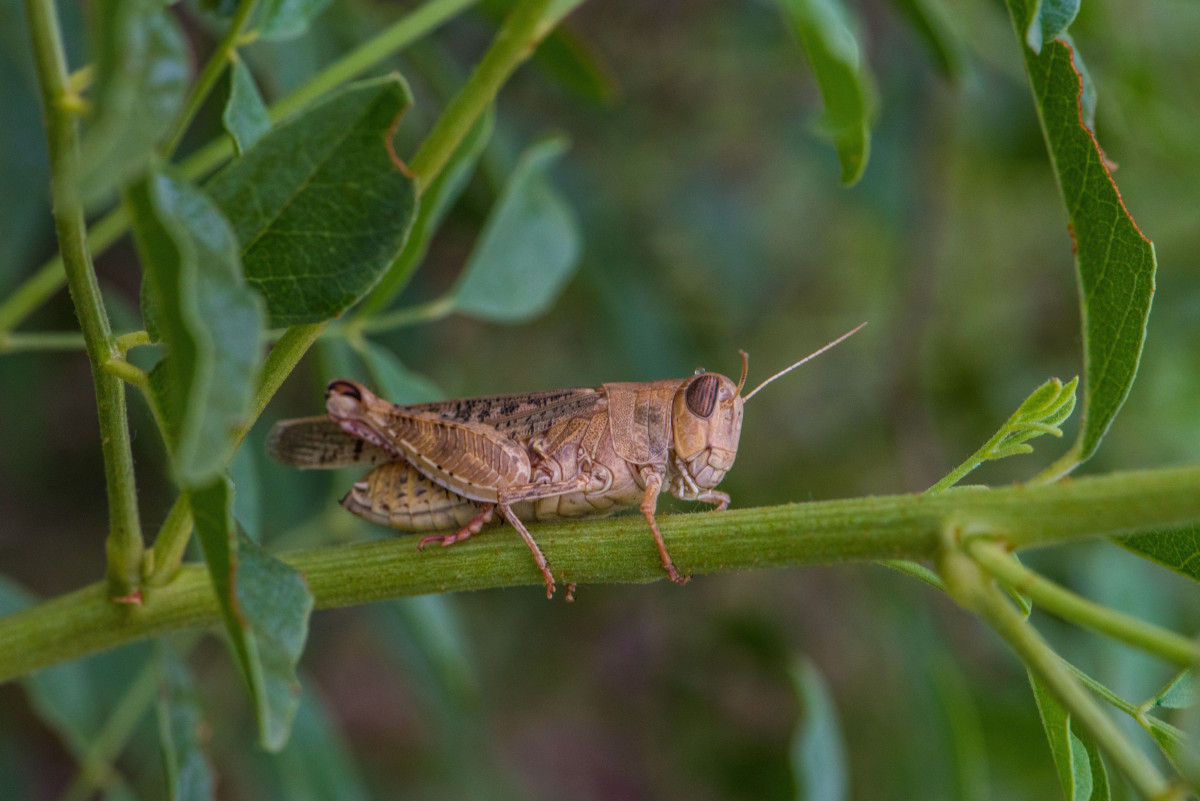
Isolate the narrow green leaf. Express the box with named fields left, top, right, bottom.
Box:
left=789, top=657, right=848, bottom=801
left=231, top=444, right=263, bottom=543
left=1023, top=0, right=1080, bottom=54
left=534, top=25, right=620, bottom=105
left=1147, top=670, right=1197, bottom=711
left=1118, top=525, right=1200, bottom=585
left=889, top=0, right=965, bottom=81
left=358, top=340, right=443, bottom=404
left=1004, top=0, right=1157, bottom=476
left=156, top=643, right=214, bottom=801
left=128, top=171, right=265, bottom=488
left=270, top=685, right=370, bottom=801
left=450, top=137, right=581, bottom=322
left=223, top=59, right=272, bottom=156
left=191, top=477, right=314, bottom=751
left=778, top=0, right=875, bottom=185
left=206, top=76, right=418, bottom=325
left=357, top=105, right=495, bottom=318
left=254, top=0, right=336, bottom=41
left=1028, top=671, right=1111, bottom=801
left=78, top=0, right=189, bottom=204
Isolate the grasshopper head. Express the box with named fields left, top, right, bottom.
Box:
left=672, top=371, right=744, bottom=489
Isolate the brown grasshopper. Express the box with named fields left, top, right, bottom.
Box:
left=267, top=324, right=865, bottom=598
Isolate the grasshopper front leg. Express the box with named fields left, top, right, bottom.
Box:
left=639, top=467, right=689, bottom=585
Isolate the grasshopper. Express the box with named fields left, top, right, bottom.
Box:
left=267, top=324, right=865, bottom=598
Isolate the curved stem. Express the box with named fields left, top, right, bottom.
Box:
left=2, top=465, right=1200, bottom=684
left=24, top=0, right=144, bottom=599
left=160, top=0, right=260, bottom=157
left=407, top=0, right=584, bottom=192
left=963, top=572, right=1172, bottom=799
left=356, top=294, right=456, bottom=333
left=968, top=539, right=1200, bottom=668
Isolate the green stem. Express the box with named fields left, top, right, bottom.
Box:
left=159, top=0, right=260, bottom=158
left=0, top=330, right=86, bottom=352
left=2, top=465, right=1200, bottom=683
left=0, top=0, right=476, bottom=337
left=103, top=357, right=149, bottom=393
left=147, top=495, right=193, bottom=587
left=57, top=657, right=159, bottom=801
left=24, top=0, right=144, bottom=600
left=356, top=294, right=456, bottom=333
left=968, top=539, right=1200, bottom=668
left=955, top=555, right=1172, bottom=799
left=408, top=0, right=582, bottom=192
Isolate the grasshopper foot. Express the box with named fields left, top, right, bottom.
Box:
left=418, top=504, right=494, bottom=550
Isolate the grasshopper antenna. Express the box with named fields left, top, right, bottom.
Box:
left=741, top=321, right=868, bottom=403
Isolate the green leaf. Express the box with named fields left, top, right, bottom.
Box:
left=156, top=643, right=214, bottom=801
left=778, top=0, right=875, bottom=185
left=930, top=377, right=1077, bottom=491
left=231, top=444, right=263, bottom=543
left=889, top=0, right=965, bottom=81
left=1118, top=525, right=1200, bottom=584
left=1004, top=0, right=1157, bottom=476
left=1022, top=0, right=1080, bottom=54
left=205, top=76, right=418, bottom=326
left=357, top=105, right=494, bottom=318
left=128, top=171, right=265, bottom=488
left=1028, top=671, right=1111, bottom=801
left=449, top=137, right=581, bottom=322
left=789, top=657, right=847, bottom=801
left=270, top=685, right=370, bottom=801
left=358, top=340, right=443, bottom=404
left=191, top=477, right=313, bottom=751
left=223, top=59, right=272, bottom=157
left=1146, top=670, right=1197, bottom=711
left=534, top=26, right=620, bottom=105
left=254, top=0, right=335, bottom=41
left=78, top=0, right=189, bottom=204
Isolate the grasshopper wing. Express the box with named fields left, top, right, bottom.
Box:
left=267, top=416, right=393, bottom=469
left=403, top=387, right=602, bottom=440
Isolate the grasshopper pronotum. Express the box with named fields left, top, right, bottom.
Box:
left=268, top=323, right=865, bottom=597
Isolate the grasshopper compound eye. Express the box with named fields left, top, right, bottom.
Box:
left=684, top=373, right=720, bottom=418
left=326, top=380, right=363, bottom=402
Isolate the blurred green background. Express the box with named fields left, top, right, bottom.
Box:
left=1, top=0, right=1198, bottom=798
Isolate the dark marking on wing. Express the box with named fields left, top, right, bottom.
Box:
left=396, top=387, right=602, bottom=439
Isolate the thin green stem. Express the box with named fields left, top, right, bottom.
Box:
left=0, top=0, right=477, bottom=337
left=2, top=465, right=1200, bottom=684
left=356, top=294, right=456, bottom=333
left=56, top=657, right=158, bottom=801
left=408, top=0, right=583, bottom=192
left=147, top=495, right=193, bottom=587
left=956, top=556, right=1172, bottom=799
left=24, top=0, right=144, bottom=599
left=103, top=357, right=149, bottom=393
left=160, top=0, right=260, bottom=158
left=0, top=330, right=86, bottom=352
left=114, top=329, right=152, bottom=353
left=968, top=539, right=1200, bottom=668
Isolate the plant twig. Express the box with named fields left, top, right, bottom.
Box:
left=968, top=539, right=1200, bottom=668
left=2, top=465, right=1200, bottom=684
left=944, top=545, right=1173, bottom=799
left=159, top=0, right=260, bottom=157
left=24, top=0, right=144, bottom=600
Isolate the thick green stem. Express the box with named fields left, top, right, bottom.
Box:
left=24, top=0, right=144, bottom=599
left=408, top=0, right=582, bottom=192
left=968, top=539, right=1200, bottom=668
left=0, top=0, right=478, bottom=337
left=2, top=465, right=1200, bottom=683
left=952, top=552, right=1173, bottom=799
left=0, top=330, right=86, bottom=352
